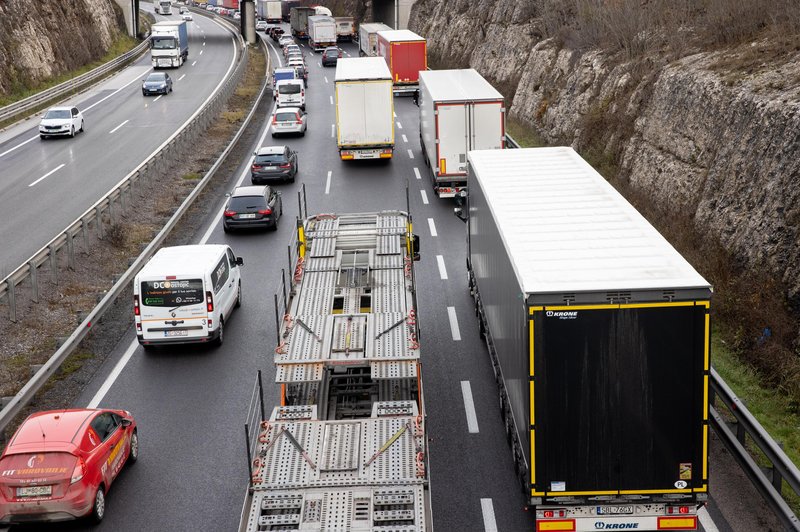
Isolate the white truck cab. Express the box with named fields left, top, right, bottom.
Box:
left=134, top=245, right=243, bottom=349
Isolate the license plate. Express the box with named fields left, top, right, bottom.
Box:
left=239, top=213, right=257, bottom=219
left=17, top=485, right=52, bottom=497
left=165, top=330, right=188, bottom=337
left=597, top=506, right=634, bottom=515
left=265, top=166, right=276, bottom=170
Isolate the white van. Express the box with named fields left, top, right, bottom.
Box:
left=134, top=245, right=243, bottom=349
left=275, top=79, right=305, bottom=110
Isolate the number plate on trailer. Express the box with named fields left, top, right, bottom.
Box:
left=165, top=330, right=188, bottom=337
left=239, top=213, right=257, bottom=219
left=17, top=485, right=52, bottom=497
left=596, top=506, right=634, bottom=515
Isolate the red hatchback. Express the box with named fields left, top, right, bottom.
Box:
left=0, top=408, right=138, bottom=525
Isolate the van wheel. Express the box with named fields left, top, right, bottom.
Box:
left=215, top=318, right=224, bottom=347
left=235, top=284, right=242, bottom=308
left=89, top=486, right=105, bottom=523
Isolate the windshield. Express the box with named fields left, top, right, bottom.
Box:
left=229, top=196, right=267, bottom=212
left=151, top=36, right=176, bottom=50
left=255, top=154, right=287, bottom=164
left=146, top=74, right=166, bottom=82
left=140, top=279, right=204, bottom=308
left=279, top=83, right=301, bottom=95
left=44, top=109, right=70, bottom=119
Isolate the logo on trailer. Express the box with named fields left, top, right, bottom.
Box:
left=546, top=310, right=578, bottom=319
left=594, top=523, right=639, bottom=530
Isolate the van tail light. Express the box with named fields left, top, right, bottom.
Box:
left=224, top=210, right=236, bottom=218
left=134, top=295, right=140, bottom=316
left=71, top=458, right=86, bottom=484
left=206, top=291, right=214, bottom=312
left=272, top=115, right=277, bottom=124
left=301, top=90, right=305, bottom=98
left=258, top=209, right=272, bottom=215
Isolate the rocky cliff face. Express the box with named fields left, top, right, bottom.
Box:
left=0, top=0, right=125, bottom=96
left=409, top=0, right=800, bottom=308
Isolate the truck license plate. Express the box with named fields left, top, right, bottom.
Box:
left=165, top=330, right=188, bottom=337
left=597, top=506, right=634, bottom=515
left=17, top=485, right=52, bottom=497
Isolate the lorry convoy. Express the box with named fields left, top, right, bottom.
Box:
left=149, top=20, right=189, bottom=69
left=418, top=69, right=505, bottom=198
left=307, top=15, right=337, bottom=52
left=462, top=147, right=709, bottom=531
left=334, top=58, right=395, bottom=160
left=377, top=29, right=427, bottom=90
left=239, top=210, right=430, bottom=532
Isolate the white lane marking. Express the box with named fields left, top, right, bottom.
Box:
left=330, top=95, right=333, bottom=105
left=698, top=508, right=720, bottom=532
left=331, top=124, right=335, bottom=138
left=318, top=62, right=322, bottom=68
left=324, top=76, right=328, bottom=83
left=178, top=74, right=186, bottom=81
left=407, top=149, right=414, bottom=159
left=436, top=255, right=448, bottom=279
left=480, top=499, right=498, bottom=531
left=393, top=112, right=397, bottom=118
left=428, top=218, right=437, bottom=237
left=413, top=167, right=421, bottom=180
left=153, top=95, right=163, bottom=102
left=0, top=136, right=37, bottom=158
left=396, top=121, right=403, bottom=129
left=449, top=307, right=462, bottom=341
left=87, top=340, right=138, bottom=408
left=420, top=189, right=429, bottom=205
left=28, top=163, right=66, bottom=187
left=192, top=60, right=197, bottom=66
left=203, top=41, right=206, bottom=46
left=325, top=170, right=332, bottom=194
left=460, top=380, right=478, bottom=432
left=109, top=120, right=129, bottom=134
left=402, top=134, right=408, bottom=143
left=199, top=49, right=204, bottom=55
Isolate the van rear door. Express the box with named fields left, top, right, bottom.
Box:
left=139, top=278, right=209, bottom=341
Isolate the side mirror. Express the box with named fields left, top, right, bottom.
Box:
left=411, top=234, right=421, bottom=261
left=236, top=257, right=244, bottom=266
left=454, top=207, right=468, bottom=223
left=121, top=418, right=132, bottom=427
left=225, top=192, right=231, bottom=198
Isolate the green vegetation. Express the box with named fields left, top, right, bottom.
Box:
left=505, top=117, right=545, bottom=148
left=57, top=352, right=93, bottom=379
left=182, top=172, right=202, bottom=180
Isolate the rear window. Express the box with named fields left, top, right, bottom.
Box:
left=229, top=195, right=267, bottom=211
left=0, top=452, right=76, bottom=482
left=275, top=112, right=299, bottom=122
left=255, top=154, right=288, bottom=164
left=278, top=83, right=302, bottom=94
left=140, top=279, right=204, bottom=307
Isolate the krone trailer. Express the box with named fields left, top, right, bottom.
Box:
left=377, top=29, right=427, bottom=91
left=290, top=6, right=315, bottom=39
left=335, top=57, right=395, bottom=160
left=335, top=16, right=356, bottom=41
left=418, top=69, right=505, bottom=199
left=307, top=15, right=337, bottom=52
left=463, top=147, right=710, bottom=532
left=150, top=20, right=189, bottom=68
left=358, top=22, right=392, bottom=57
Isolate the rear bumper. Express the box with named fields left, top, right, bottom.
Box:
left=252, top=170, right=293, bottom=182
left=138, top=327, right=219, bottom=346
left=0, top=490, right=93, bottom=524
left=224, top=216, right=276, bottom=230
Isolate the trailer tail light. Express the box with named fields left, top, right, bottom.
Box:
left=666, top=506, right=692, bottom=515
left=535, top=519, right=575, bottom=531
left=657, top=515, right=697, bottom=529
left=341, top=150, right=354, bottom=160
left=379, top=148, right=393, bottom=159
left=540, top=510, right=567, bottom=519
left=134, top=295, right=140, bottom=316
left=206, top=291, right=214, bottom=312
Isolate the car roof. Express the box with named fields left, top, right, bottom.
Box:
left=275, top=107, right=302, bottom=114
left=138, top=244, right=230, bottom=278
left=232, top=185, right=268, bottom=197
left=6, top=409, right=98, bottom=454
left=325, top=46, right=339, bottom=51
left=274, top=67, right=296, bottom=73
left=47, top=106, right=73, bottom=112
left=276, top=79, right=303, bottom=86
left=256, top=146, right=287, bottom=155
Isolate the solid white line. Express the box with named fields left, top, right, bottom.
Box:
left=449, top=307, right=462, bottom=342
left=420, top=189, right=429, bottom=205
left=329, top=95, right=333, bottom=105
left=153, top=95, right=163, bottom=103
left=109, top=120, right=129, bottom=134
left=402, top=134, right=408, bottom=143
left=324, top=76, right=328, bottom=83
left=87, top=340, right=138, bottom=408
left=192, top=60, right=197, bottom=66
left=396, top=121, right=403, bottom=129
left=436, top=255, right=448, bottom=279
left=460, top=381, right=478, bottom=434
left=413, top=167, right=421, bottom=180
left=698, top=508, right=720, bottom=532
left=325, top=170, right=332, bottom=194
left=427, top=218, right=437, bottom=237
left=480, top=498, right=498, bottom=532
left=28, top=163, right=65, bottom=187
left=407, top=149, right=414, bottom=159
left=178, top=74, right=186, bottom=81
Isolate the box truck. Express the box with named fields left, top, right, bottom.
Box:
left=307, top=15, right=336, bottom=52
left=334, top=17, right=355, bottom=41
left=334, top=57, right=395, bottom=160
left=258, top=0, right=281, bottom=23
left=150, top=20, right=189, bottom=68
left=281, top=0, right=300, bottom=22
left=418, top=69, right=505, bottom=199
left=289, top=6, right=315, bottom=39
left=153, top=0, right=172, bottom=15
left=358, top=22, right=392, bottom=56
left=377, top=29, right=427, bottom=91
left=461, top=147, right=709, bottom=532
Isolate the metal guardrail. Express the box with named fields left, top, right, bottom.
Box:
left=0, top=18, right=271, bottom=436
left=0, top=40, right=150, bottom=125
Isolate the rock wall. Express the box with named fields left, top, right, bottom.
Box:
left=0, top=0, right=125, bottom=96
left=409, top=0, right=800, bottom=305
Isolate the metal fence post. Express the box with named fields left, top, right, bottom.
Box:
left=244, top=423, right=253, bottom=484
left=49, top=243, right=58, bottom=285
left=95, top=207, right=104, bottom=238
left=257, top=369, right=265, bottom=421
left=7, top=279, right=16, bottom=323
left=81, top=218, right=89, bottom=254
left=66, top=234, right=75, bottom=270
left=29, top=261, right=39, bottom=303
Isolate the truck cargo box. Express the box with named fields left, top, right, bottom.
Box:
left=307, top=15, right=337, bottom=51
left=377, top=29, right=427, bottom=87
left=290, top=6, right=315, bottom=39
left=419, top=69, right=504, bottom=198
left=465, top=147, right=710, bottom=531
left=358, top=23, right=392, bottom=57
left=335, top=17, right=356, bottom=41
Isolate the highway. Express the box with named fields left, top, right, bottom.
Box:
left=0, top=9, right=238, bottom=276
left=4, top=18, right=759, bottom=532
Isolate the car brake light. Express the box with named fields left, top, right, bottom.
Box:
left=272, top=115, right=277, bottom=124
left=206, top=291, right=214, bottom=312
left=252, top=164, right=261, bottom=170
left=224, top=210, right=236, bottom=218
left=134, top=295, right=140, bottom=316
left=70, top=458, right=86, bottom=484
left=258, top=209, right=272, bottom=215
left=280, top=163, right=291, bottom=168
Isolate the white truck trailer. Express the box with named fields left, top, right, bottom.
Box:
left=358, top=22, right=392, bottom=57
left=307, top=15, right=337, bottom=52
left=239, top=210, right=429, bottom=532
left=150, top=20, right=189, bottom=68
left=335, top=57, right=395, bottom=160
left=153, top=0, right=172, bottom=15
left=335, top=16, right=356, bottom=41
left=418, top=69, right=505, bottom=198
left=257, top=0, right=282, bottom=23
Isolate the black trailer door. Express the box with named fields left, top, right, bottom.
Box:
left=532, top=302, right=708, bottom=495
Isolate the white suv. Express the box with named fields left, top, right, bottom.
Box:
left=39, top=106, right=84, bottom=139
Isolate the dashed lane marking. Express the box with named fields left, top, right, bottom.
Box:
left=109, top=120, right=129, bottom=134
left=436, top=255, right=447, bottom=278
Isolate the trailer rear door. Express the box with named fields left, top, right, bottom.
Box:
left=435, top=103, right=467, bottom=176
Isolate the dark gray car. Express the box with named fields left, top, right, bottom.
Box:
left=142, top=72, right=173, bottom=96
left=251, top=146, right=298, bottom=184
left=223, top=185, right=283, bottom=232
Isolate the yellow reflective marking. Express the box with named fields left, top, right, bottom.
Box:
left=703, top=425, right=708, bottom=479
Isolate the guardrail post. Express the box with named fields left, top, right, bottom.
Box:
left=96, top=207, right=103, bottom=238
left=108, top=197, right=115, bottom=224
left=6, top=279, right=16, bottom=323
left=66, top=234, right=75, bottom=270
left=772, top=442, right=785, bottom=493
left=49, top=243, right=58, bottom=285
left=82, top=218, right=89, bottom=254
left=29, top=260, right=39, bottom=303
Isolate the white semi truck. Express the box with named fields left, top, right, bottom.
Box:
left=307, top=15, right=337, bottom=52
left=150, top=20, right=189, bottom=68
left=153, top=0, right=172, bottom=15
left=334, top=57, right=395, bottom=160
left=358, top=22, right=392, bottom=57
